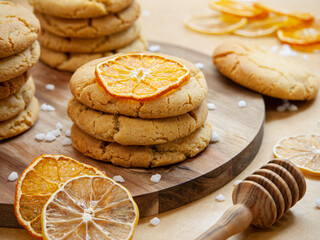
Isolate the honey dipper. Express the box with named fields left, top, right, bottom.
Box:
left=196, top=159, right=306, bottom=240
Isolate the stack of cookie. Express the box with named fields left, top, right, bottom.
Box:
left=0, top=2, right=40, bottom=141
left=29, top=0, right=147, bottom=72
left=68, top=53, right=212, bottom=168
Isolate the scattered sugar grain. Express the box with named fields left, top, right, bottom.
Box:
left=277, top=105, right=286, bottom=112
left=56, top=122, right=63, bottom=130
left=288, top=104, right=298, bottom=112
left=195, top=62, right=204, bottom=69
left=317, top=120, right=320, bottom=128
left=233, top=180, right=242, bottom=186
left=65, top=129, right=71, bottom=138
left=211, top=132, right=220, bottom=142
left=35, top=133, right=46, bottom=141
left=302, top=54, right=309, bottom=61
left=215, top=194, right=226, bottom=202
left=142, top=10, right=150, bottom=16
left=150, top=174, right=161, bottom=183
left=150, top=217, right=160, bottom=226
left=8, top=172, right=18, bottom=182
left=238, top=100, right=247, bottom=108
left=279, top=44, right=298, bottom=57
left=148, top=45, right=161, bottom=52
left=270, top=45, right=278, bottom=52
left=207, top=103, right=216, bottom=110
left=316, top=198, right=320, bottom=208
left=113, top=175, right=125, bottom=183
left=49, top=129, right=61, bottom=137
left=45, top=132, right=56, bottom=142
left=62, top=138, right=72, bottom=146
left=45, top=84, right=55, bottom=91
left=40, top=103, right=55, bottom=112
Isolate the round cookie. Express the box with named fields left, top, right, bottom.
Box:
left=40, top=36, right=148, bottom=72
left=38, top=21, right=140, bottom=53
left=0, top=41, right=40, bottom=82
left=70, top=53, right=208, bottom=118
left=35, top=1, right=140, bottom=38
left=0, top=97, right=39, bottom=141
left=0, top=71, right=29, bottom=100
left=70, top=122, right=212, bottom=168
left=0, top=1, right=40, bottom=58
left=68, top=98, right=208, bottom=145
left=29, top=0, right=134, bottom=19
left=213, top=41, right=319, bottom=100
left=0, top=77, right=35, bottom=121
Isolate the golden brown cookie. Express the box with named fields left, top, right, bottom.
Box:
left=35, top=1, right=140, bottom=38
left=40, top=36, right=148, bottom=72
left=0, top=1, right=40, bottom=58
left=29, top=0, right=134, bottom=19
left=70, top=53, right=208, bottom=118
left=0, top=77, right=35, bottom=121
left=71, top=122, right=212, bottom=168
left=0, top=71, right=29, bottom=100
left=68, top=98, right=208, bottom=145
left=213, top=41, right=319, bottom=100
left=38, top=21, right=140, bottom=53
left=0, top=97, right=39, bottom=141
left=0, top=41, right=40, bottom=82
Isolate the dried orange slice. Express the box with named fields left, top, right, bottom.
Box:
left=290, top=42, right=320, bottom=52
left=277, top=19, right=320, bottom=44
left=209, top=0, right=266, bottom=18
left=184, top=12, right=247, bottom=34
left=273, top=135, right=320, bottom=176
left=234, top=14, right=288, bottom=37
left=95, top=53, right=190, bottom=101
left=14, top=154, right=105, bottom=239
left=254, top=2, right=314, bottom=22
left=42, top=175, right=139, bottom=240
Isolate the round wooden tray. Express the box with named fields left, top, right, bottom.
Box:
left=0, top=42, right=265, bottom=228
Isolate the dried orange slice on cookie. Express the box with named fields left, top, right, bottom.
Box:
left=273, top=135, right=320, bottom=176
left=42, top=175, right=139, bottom=240
left=184, top=12, right=247, bottom=34
left=14, top=154, right=105, bottom=239
left=95, top=53, right=190, bottom=101
left=209, top=0, right=266, bottom=18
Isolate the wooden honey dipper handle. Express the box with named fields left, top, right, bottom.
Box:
left=196, top=204, right=252, bottom=240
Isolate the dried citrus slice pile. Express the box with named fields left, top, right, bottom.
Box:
left=14, top=154, right=105, bottom=239
left=95, top=53, right=190, bottom=101
left=42, top=175, right=139, bottom=240
left=273, top=135, right=320, bottom=176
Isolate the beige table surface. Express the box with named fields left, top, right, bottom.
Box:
left=1, top=0, right=320, bottom=239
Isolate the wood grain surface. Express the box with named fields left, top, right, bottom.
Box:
left=0, top=42, right=265, bottom=228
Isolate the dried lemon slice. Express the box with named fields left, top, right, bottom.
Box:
left=273, top=135, right=320, bottom=176
left=95, top=53, right=190, bottom=101
left=209, top=0, right=266, bottom=18
left=184, top=12, right=247, bottom=34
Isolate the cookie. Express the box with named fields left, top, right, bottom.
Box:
left=213, top=41, right=319, bottom=100
left=0, top=77, right=35, bottom=121
left=70, top=53, right=208, bottom=118
left=0, top=97, right=39, bottom=141
left=40, top=36, right=148, bottom=72
left=29, top=0, right=134, bottom=19
left=0, top=71, right=29, bottom=100
left=0, top=1, right=40, bottom=58
left=71, top=122, right=212, bottom=168
left=0, top=41, right=40, bottom=82
left=68, top=98, right=208, bottom=145
left=35, top=1, right=140, bottom=38
left=38, top=21, right=140, bottom=53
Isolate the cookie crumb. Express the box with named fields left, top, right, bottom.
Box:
left=148, top=45, right=161, bottom=52
left=150, top=174, right=161, bottom=183
left=195, top=62, right=204, bottom=69
left=113, top=175, right=125, bottom=183
left=40, top=103, right=55, bottom=112
left=65, top=129, right=71, bottom=138
left=150, top=217, right=160, bottom=226
left=62, top=138, right=72, bottom=146
left=270, top=45, right=278, bottom=53
left=238, top=100, right=247, bottom=108
left=215, top=194, right=226, bottom=202
left=207, top=103, right=216, bottom=110
left=302, top=54, right=309, bottom=61
left=56, top=122, right=63, bottom=130
left=45, top=84, right=55, bottom=91
left=35, top=133, right=46, bottom=141
left=211, top=132, right=220, bottom=142
left=233, top=180, right=242, bottom=186
left=45, top=132, right=56, bottom=142
left=316, top=199, right=320, bottom=208
left=8, top=172, right=18, bottom=182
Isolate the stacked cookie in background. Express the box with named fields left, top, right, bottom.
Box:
left=28, top=0, right=147, bottom=72
left=0, top=1, right=40, bottom=141
left=67, top=53, right=212, bottom=168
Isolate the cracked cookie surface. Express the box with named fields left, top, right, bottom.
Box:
left=68, top=98, right=208, bottom=145
left=0, top=71, right=29, bottom=100
left=70, top=53, right=208, bottom=118
left=40, top=36, right=147, bottom=72
left=0, top=1, right=40, bottom=58
left=0, top=96, right=39, bottom=141
left=29, top=0, right=134, bottom=19
left=0, top=77, right=35, bottom=121
left=35, top=1, right=140, bottom=38
left=71, top=122, right=212, bottom=168
left=213, top=41, right=319, bottom=100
